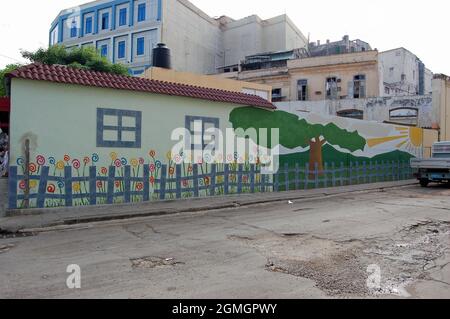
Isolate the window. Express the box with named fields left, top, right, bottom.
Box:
left=385, top=87, right=390, bottom=95
left=272, top=88, right=283, bottom=102
left=101, top=12, right=109, bottom=30
left=138, top=3, right=146, bottom=22
left=353, top=74, right=366, bottom=99
left=118, top=41, right=126, bottom=59
left=100, top=45, right=108, bottom=57
left=85, top=17, right=93, bottom=34
left=401, top=74, right=406, bottom=81
left=185, top=116, right=220, bottom=151
left=137, top=37, right=145, bottom=56
left=326, top=77, right=338, bottom=99
left=337, top=109, right=364, bottom=120
left=297, top=79, right=308, bottom=101
left=70, top=20, right=77, bottom=38
left=119, top=8, right=127, bottom=26
left=97, top=108, right=142, bottom=148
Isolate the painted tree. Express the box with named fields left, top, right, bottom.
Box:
left=229, top=107, right=366, bottom=175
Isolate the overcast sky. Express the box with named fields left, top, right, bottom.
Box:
left=0, top=0, right=448, bottom=74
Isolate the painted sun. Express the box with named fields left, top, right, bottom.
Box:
left=367, top=127, right=423, bottom=157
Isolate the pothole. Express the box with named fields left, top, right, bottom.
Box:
left=130, top=256, right=184, bottom=269
left=0, top=229, right=36, bottom=239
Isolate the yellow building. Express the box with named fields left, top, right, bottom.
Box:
left=141, top=67, right=273, bottom=101
left=219, top=50, right=382, bottom=102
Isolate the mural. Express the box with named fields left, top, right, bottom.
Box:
left=8, top=107, right=424, bottom=210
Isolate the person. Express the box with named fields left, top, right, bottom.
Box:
left=0, top=145, right=8, bottom=177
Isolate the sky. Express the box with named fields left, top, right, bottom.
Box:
left=0, top=0, right=449, bottom=74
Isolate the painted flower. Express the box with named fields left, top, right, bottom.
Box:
left=243, top=175, right=249, bottom=183
left=131, top=159, right=139, bottom=168
left=150, top=176, right=155, bottom=185
left=204, top=177, right=210, bottom=186
left=110, top=152, right=118, bottom=161
left=121, top=158, right=127, bottom=166
left=92, top=153, right=99, bottom=163
left=149, top=164, right=156, bottom=172
left=149, top=150, right=156, bottom=158
left=217, top=176, right=224, bottom=183
left=101, top=167, right=108, bottom=175
left=48, top=157, right=56, bottom=165
left=57, top=181, right=65, bottom=189
left=114, top=159, right=122, bottom=168
left=166, top=151, right=173, bottom=161
left=139, top=157, right=145, bottom=165
left=29, top=180, right=37, bottom=189
left=115, top=181, right=121, bottom=188
left=73, top=182, right=81, bottom=192
left=36, top=155, right=46, bottom=166
left=19, top=180, right=26, bottom=190
left=188, top=165, right=193, bottom=173
left=64, top=155, right=70, bottom=162
left=96, top=181, right=103, bottom=189
left=155, top=161, right=162, bottom=169
left=47, top=184, right=56, bottom=193
left=56, top=161, right=65, bottom=170
left=83, top=157, right=91, bottom=165
left=28, top=163, right=37, bottom=173
left=182, top=180, right=189, bottom=187
left=227, top=154, right=233, bottom=162
left=72, top=159, right=81, bottom=170
left=136, top=182, right=144, bottom=191
left=174, top=154, right=182, bottom=164
left=16, top=158, right=24, bottom=166
left=169, top=167, right=175, bottom=176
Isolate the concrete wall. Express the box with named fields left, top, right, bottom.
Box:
left=276, top=95, right=434, bottom=128
left=142, top=67, right=273, bottom=100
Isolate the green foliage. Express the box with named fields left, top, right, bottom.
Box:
left=0, top=64, right=22, bottom=96
left=21, top=45, right=129, bottom=76
left=229, top=107, right=367, bottom=152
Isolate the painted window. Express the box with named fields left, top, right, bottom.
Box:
left=137, top=37, right=145, bottom=56
left=118, top=41, right=126, bottom=59
left=326, top=77, right=338, bottom=100
left=70, top=20, right=77, bottom=38
left=85, top=17, right=93, bottom=34
left=97, top=108, right=142, bottom=148
left=100, top=45, right=108, bottom=57
left=119, top=8, right=127, bottom=26
left=138, top=3, right=146, bottom=22
left=272, top=88, right=283, bottom=102
left=102, top=12, right=109, bottom=30
left=185, top=116, right=220, bottom=151
left=337, top=109, right=364, bottom=120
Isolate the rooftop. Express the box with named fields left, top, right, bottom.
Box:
left=6, top=64, right=275, bottom=110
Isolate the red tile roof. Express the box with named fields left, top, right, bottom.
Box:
left=7, top=63, right=276, bottom=110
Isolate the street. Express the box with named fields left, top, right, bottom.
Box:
left=1, top=183, right=449, bottom=299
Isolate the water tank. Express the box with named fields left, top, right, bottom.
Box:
left=152, top=43, right=171, bottom=69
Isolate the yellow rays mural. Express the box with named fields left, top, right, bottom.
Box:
left=367, top=127, right=423, bottom=156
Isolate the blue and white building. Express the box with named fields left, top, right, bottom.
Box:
left=50, top=0, right=308, bottom=75
left=50, top=0, right=162, bottom=75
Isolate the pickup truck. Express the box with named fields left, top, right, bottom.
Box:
left=411, top=141, right=450, bottom=187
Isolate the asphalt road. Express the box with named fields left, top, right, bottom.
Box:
left=1, top=183, right=449, bottom=299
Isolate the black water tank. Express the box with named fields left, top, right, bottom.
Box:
left=152, top=43, right=171, bottom=69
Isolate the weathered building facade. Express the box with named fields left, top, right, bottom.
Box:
left=50, top=0, right=308, bottom=75
left=220, top=50, right=383, bottom=103
left=380, top=48, right=433, bottom=97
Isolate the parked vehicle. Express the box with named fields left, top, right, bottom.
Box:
left=411, top=141, right=450, bottom=187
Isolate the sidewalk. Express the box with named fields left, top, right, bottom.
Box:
left=0, top=180, right=417, bottom=232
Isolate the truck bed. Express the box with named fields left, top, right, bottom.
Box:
left=410, top=158, right=450, bottom=169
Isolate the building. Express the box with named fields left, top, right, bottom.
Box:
left=308, top=35, right=372, bottom=57
left=380, top=48, right=433, bottom=97
left=50, top=0, right=308, bottom=75
left=220, top=50, right=383, bottom=103
left=432, top=74, right=450, bottom=141
left=142, top=67, right=272, bottom=101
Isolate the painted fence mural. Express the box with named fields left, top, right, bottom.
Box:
left=8, top=107, right=423, bottom=209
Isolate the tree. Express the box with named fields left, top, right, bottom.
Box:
left=21, top=45, right=129, bottom=76
left=229, top=107, right=366, bottom=175
left=0, top=64, right=22, bottom=96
